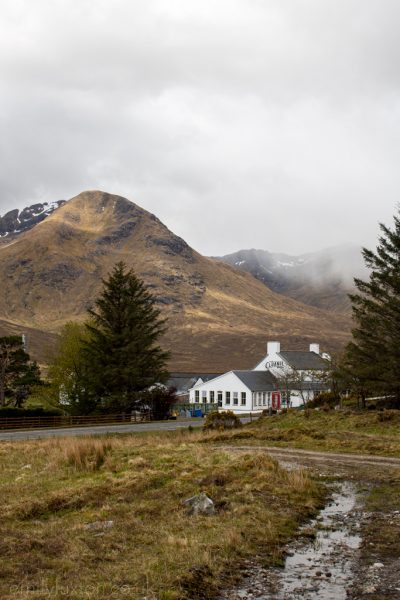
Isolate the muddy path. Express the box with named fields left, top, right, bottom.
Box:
left=218, top=446, right=400, bottom=599
left=219, top=444, right=400, bottom=469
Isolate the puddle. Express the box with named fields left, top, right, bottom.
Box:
left=223, top=482, right=362, bottom=600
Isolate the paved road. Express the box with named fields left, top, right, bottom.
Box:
left=0, top=419, right=205, bottom=441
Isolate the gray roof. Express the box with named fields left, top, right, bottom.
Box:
left=167, top=372, right=222, bottom=394
left=278, top=351, right=329, bottom=371
left=232, top=370, right=278, bottom=392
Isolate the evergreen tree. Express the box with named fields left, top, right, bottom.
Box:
left=346, top=208, right=400, bottom=404
left=0, top=336, right=41, bottom=407
left=84, top=262, right=169, bottom=411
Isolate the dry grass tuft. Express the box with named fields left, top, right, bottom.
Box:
left=0, top=430, right=324, bottom=600
left=284, top=468, right=312, bottom=493
left=59, top=437, right=113, bottom=471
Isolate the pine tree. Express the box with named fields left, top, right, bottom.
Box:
left=346, top=208, right=400, bottom=404
left=84, top=262, right=169, bottom=411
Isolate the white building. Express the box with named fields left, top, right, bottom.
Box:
left=189, top=341, right=329, bottom=413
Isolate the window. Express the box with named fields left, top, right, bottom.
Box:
left=217, top=391, right=223, bottom=406
left=202, top=391, right=207, bottom=403
left=210, top=391, right=215, bottom=403
left=225, top=391, right=231, bottom=405
left=257, top=392, right=262, bottom=406
left=267, top=392, right=271, bottom=407
left=233, top=392, right=238, bottom=405
left=262, top=392, right=266, bottom=406
left=241, top=392, right=246, bottom=405
left=195, top=390, right=199, bottom=402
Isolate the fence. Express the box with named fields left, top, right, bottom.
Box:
left=0, top=412, right=153, bottom=431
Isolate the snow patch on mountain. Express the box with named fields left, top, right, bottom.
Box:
left=0, top=200, right=66, bottom=238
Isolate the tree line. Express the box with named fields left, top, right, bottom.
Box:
left=1, top=207, right=400, bottom=414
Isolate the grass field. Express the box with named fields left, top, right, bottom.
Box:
left=205, top=409, right=400, bottom=457
left=0, top=430, right=324, bottom=600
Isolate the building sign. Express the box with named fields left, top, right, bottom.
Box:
left=265, top=361, right=284, bottom=369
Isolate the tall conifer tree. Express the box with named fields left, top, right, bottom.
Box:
left=84, top=262, right=169, bottom=411
left=346, top=208, right=400, bottom=403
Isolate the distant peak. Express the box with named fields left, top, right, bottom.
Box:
left=0, top=200, right=65, bottom=238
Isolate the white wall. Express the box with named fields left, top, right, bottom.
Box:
left=253, top=349, right=286, bottom=372
left=189, top=371, right=254, bottom=413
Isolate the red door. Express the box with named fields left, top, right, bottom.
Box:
left=271, top=392, right=281, bottom=410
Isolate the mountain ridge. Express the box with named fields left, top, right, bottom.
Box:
left=0, top=191, right=352, bottom=370
left=215, top=246, right=367, bottom=313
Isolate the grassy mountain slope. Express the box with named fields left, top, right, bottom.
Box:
left=0, top=191, right=351, bottom=370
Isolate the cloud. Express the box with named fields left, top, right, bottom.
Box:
left=0, top=0, right=399, bottom=255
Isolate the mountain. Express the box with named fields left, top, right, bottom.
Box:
left=0, top=191, right=351, bottom=371
left=0, top=200, right=66, bottom=239
left=215, top=246, right=368, bottom=313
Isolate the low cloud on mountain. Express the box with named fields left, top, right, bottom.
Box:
left=1, top=1, right=399, bottom=255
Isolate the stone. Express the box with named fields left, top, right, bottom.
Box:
left=84, top=520, right=114, bottom=531
left=371, top=562, right=384, bottom=569
left=183, top=492, right=215, bottom=516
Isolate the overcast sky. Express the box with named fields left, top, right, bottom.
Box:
left=1, top=0, right=399, bottom=256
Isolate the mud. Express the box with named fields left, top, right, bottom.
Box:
left=222, top=482, right=362, bottom=600
left=219, top=447, right=400, bottom=599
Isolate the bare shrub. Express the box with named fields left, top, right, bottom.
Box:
left=308, top=391, right=339, bottom=409
left=203, top=410, right=242, bottom=432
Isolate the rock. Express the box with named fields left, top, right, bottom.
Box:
left=364, top=586, right=376, bottom=593
left=84, top=520, right=114, bottom=531
left=371, top=562, right=384, bottom=569
left=183, top=492, right=215, bottom=516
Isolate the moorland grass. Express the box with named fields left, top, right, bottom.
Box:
left=0, top=430, right=324, bottom=600
left=204, top=409, right=400, bottom=457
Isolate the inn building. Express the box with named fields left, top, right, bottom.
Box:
left=188, top=341, right=329, bottom=413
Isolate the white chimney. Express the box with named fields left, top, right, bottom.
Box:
left=309, top=343, right=320, bottom=354
left=267, top=341, right=281, bottom=355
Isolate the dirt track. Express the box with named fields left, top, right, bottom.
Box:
left=220, top=444, right=400, bottom=469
